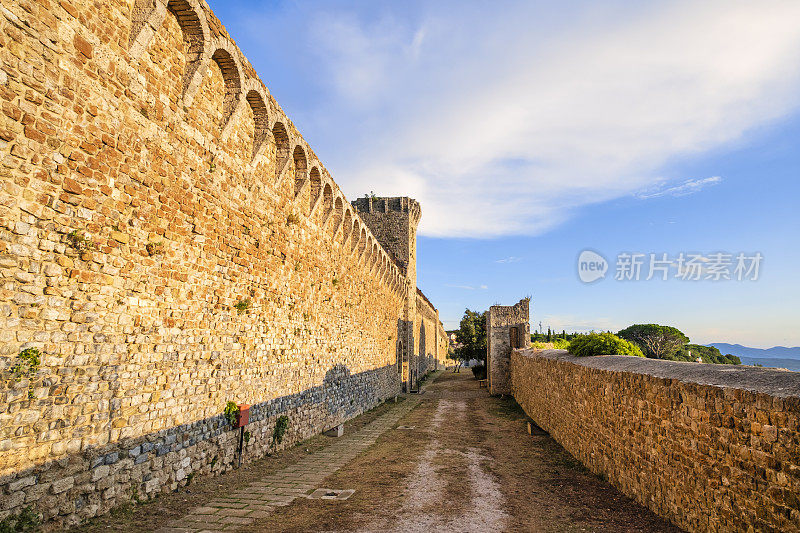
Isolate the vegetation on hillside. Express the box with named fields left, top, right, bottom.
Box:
left=671, top=344, right=741, bottom=365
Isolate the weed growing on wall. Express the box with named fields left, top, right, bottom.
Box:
left=11, top=348, right=40, bottom=399
left=234, top=299, right=251, bottom=315
left=223, top=401, right=239, bottom=427
left=273, top=415, right=289, bottom=445
left=0, top=505, right=40, bottom=532
left=67, top=229, right=94, bottom=251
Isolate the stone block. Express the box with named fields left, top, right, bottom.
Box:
left=323, top=424, right=344, bottom=438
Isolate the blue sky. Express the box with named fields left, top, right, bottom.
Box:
left=207, top=0, right=800, bottom=347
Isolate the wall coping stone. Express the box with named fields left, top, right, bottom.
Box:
left=521, top=349, right=800, bottom=398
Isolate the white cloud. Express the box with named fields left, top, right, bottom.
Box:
left=445, top=283, right=488, bottom=290
left=243, top=1, right=800, bottom=237
left=445, top=284, right=476, bottom=290
left=495, top=256, right=521, bottom=264
left=636, top=176, right=722, bottom=199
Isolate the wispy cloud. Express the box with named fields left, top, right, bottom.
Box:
left=495, top=256, right=521, bottom=264
left=240, top=1, right=800, bottom=238
left=445, top=283, right=488, bottom=290
left=636, top=176, right=722, bottom=199
left=445, top=284, right=476, bottom=290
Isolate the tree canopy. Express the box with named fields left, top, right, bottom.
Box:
left=617, top=324, right=689, bottom=359
left=454, top=308, right=487, bottom=363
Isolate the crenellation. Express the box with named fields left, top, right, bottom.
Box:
left=0, top=0, right=446, bottom=527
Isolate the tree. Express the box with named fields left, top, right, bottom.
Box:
left=617, top=324, right=689, bottom=359
left=454, top=309, right=487, bottom=364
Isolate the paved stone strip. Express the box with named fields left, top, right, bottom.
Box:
left=156, top=398, right=420, bottom=533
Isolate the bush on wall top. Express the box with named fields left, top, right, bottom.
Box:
left=567, top=332, right=644, bottom=357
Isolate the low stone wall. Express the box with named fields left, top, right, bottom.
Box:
left=2, top=364, right=397, bottom=528
left=511, top=349, right=800, bottom=533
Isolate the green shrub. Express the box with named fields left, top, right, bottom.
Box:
left=223, top=401, right=239, bottom=427
left=567, top=333, right=644, bottom=357
left=531, top=339, right=570, bottom=350
left=552, top=338, right=569, bottom=349
left=471, top=364, right=486, bottom=380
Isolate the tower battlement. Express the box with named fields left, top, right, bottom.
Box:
left=352, top=196, right=421, bottom=225
left=352, top=196, right=421, bottom=276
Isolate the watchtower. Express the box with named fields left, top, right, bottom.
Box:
left=486, top=298, right=531, bottom=395
left=352, top=197, right=422, bottom=391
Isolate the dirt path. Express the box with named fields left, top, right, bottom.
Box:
left=246, top=371, right=682, bottom=533
left=73, top=371, right=682, bottom=532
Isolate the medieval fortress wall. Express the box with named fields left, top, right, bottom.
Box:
left=511, top=350, right=800, bottom=532
left=0, top=0, right=445, bottom=526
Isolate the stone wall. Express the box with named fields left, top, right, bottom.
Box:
left=353, top=196, right=423, bottom=390
left=0, top=0, right=444, bottom=526
left=351, top=197, right=420, bottom=275
left=486, top=299, right=530, bottom=395
left=511, top=349, right=800, bottom=532
left=415, top=288, right=447, bottom=378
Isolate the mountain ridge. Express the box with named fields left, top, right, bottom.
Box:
left=707, top=343, right=800, bottom=360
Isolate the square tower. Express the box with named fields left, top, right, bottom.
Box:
left=352, top=196, right=422, bottom=391
left=486, top=298, right=531, bottom=395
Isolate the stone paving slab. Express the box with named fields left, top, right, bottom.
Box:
left=156, top=398, right=419, bottom=533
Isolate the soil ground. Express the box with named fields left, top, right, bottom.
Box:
left=246, top=371, right=682, bottom=533
left=70, top=371, right=683, bottom=533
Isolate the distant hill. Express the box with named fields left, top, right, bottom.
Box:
left=738, top=357, right=800, bottom=372
left=708, top=343, right=800, bottom=360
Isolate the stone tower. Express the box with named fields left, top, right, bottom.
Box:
left=486, top=299, right=531, bottom=395
left=352, top=197, right=422, bottom=391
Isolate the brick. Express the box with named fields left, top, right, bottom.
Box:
left=73, top=34, right=92, bottom=58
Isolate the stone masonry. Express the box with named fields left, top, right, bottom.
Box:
left=485, top=298, right=530, bottom=395
left=512, top=349, right=800, bottom=532
left=352, top=197, right=447, bottom=392
left=0, top=0, right=446, bottom=527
